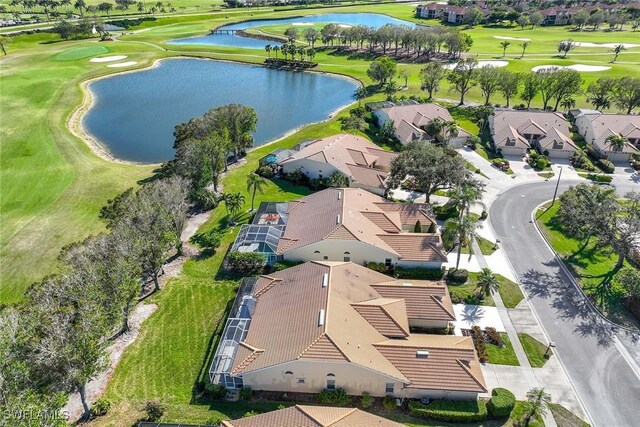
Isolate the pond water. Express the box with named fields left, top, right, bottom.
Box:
left=168, top=13, right=418, bottom=49
left=84, top=59, right=358, bottom=163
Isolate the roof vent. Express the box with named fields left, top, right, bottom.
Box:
left=416, top=350, right=429, bottom=358
left=336, top=214, right=341, bottom=224
left=318, top=309, right=325, bottom=326
left=322, top=273, right=328, bottom=288
left=402, top=283, right=412, bottom=287
left=338, top=191, right=342, bottom=200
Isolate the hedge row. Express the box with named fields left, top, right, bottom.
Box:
left=394, top=266, right=445, bottom=280
left=408, top=399, right=488, bottom=423
left=487, top=388, right=516, bottom=418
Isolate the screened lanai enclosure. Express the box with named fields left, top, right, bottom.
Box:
left=209, top=277, right=257, bottom=389
left=229, top=202, right=289, bottom=265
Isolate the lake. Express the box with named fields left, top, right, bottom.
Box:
left=168, top=13, right=418, bottom=49
left=83, top=59, right=358, bottom=163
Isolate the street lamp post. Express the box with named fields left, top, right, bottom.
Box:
left=544, top=341, right=556, bottom=358
left=551, top=167, right=563, bottom=206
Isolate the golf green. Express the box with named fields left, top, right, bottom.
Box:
left=54, top=45, right=109, bottom=61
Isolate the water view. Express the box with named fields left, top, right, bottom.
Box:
left=168, top=13, right=419, bottom=49
left=84, top=59, right=358, bottom=163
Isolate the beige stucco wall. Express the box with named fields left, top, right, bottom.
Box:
left=409, top=319, right=450, bottom=329
left=282, top=158, right=342, bottom=180
left=354, top=182, right=386, bottom=196
left=574, top=115, right=596, bottom=143
left=498, top=145, right=527, bottom=156
left=606, top=151, right=632, bottom=163
left=284, top=240, right=399, bottom=266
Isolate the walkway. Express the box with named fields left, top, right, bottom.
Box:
left=472, top=238, right=558, bottom=427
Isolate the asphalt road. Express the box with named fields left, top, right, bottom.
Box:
left=490, top=180, right=640, bottom=427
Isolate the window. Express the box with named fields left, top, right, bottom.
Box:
left=344, top=256, right=350, bottom=262
left=385, top=383, right=394, bottom=394
left=327, top=379, right=336, bottom=390
left=323, top=256, right=328, bottom=260
left=385, top=258, right=392, bottom=267
left=285, top=371, right=293, bottom=375
left=297, top=378, right=306, bottom=384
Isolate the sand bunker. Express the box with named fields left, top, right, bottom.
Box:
left=493, top=36, right=531, bottom=42
left=90, top=55, right=128, bottom=63
left=567, top=41, right=640, bottom=49
left=107, top=61, right=138, bottom=68
left=532, top=64, right=611, bottom=72
left=338, top=24, right=352, bottom=28
left=292, top=22, right=314, bottom=26
left=444, top=60, right=509, bottom=70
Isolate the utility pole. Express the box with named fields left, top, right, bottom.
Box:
left=551, top=166, right=563, bottom=206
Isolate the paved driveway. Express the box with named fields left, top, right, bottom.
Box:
left=453, top=304, right=506, bottom=335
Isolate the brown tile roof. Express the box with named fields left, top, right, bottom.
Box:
left=377, top=234, right=448, bottom=262
left=379, top=103, right=471, bottom=143
left=491, top=110, right=571, bottom=151
left=222, top=405, right=405, bottom=427
left=276, top=189, right=443, bottom=264
left=352, top=298, right=410, bottom=338
left=372, top=281, right=455, bottom=322
left=280, top=134, right=398, bottom=186
left=538, top=127, right=578, bottom=151
left=374, top=335, right=487, bottom=393
left=346, top=163, right=388, bottom=189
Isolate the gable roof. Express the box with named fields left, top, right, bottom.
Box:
left=585, top=113, right=640, bottom=142
left=221, top=405, right=405, bottom=427
left=491, top=110, right=572, bottom=150
left=594, top=128, right=640, bottom=154
left=371, top=281, right=455, bottom=322
left=276, top=188, right=443, bottom=263
left=378, top=103, right=470, bottom=142
left=538, top=127, right=578, bottom=151
left=228, top=261, right=482, bottom=393
left=279, top=134, right=398, bottom=188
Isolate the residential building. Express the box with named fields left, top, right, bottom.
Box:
left=221, top=405, right=405, bottom=427
left=374, top=102, right=471, bottom=146
left=489, top=109, right=577, bottom=158
left=574, top=112, right=640, bottom=162
left=210, top=261, right=485, bottom=400
left=416, top=3, right=468, bottom=24
left=540, top=3, right=639, bottom=26
left=276, top=134, right=398, bottom=196
left=230, top=188, right=447, bottom=268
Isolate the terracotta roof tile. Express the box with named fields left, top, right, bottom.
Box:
left=377, top=234, right=448, bottom=262
left=372, top=281, right=455, bottom=322
left=352, top=298, right=410, bottom=338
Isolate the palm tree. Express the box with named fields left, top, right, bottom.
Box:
left=306, top=47, right=315, bottom=62
left=354, top=86, right=368, bottom=106
left=606, top=134, right=626, bottom=151
left=448, top=183, right=482, bottom=219
left=476, top=267, right=499, bottom=298
left=521, top=388, right=551, bottom=427
left=612, top=43, right=625, bottom=62
left=520, top=40, right=531, bottom=58
left=264, top=44, right=271, bottom=58
left=560, top=97, right=575, bottom=113
left=280, top=44, right=287, bottom=60
left=246, top=172, right=267, bottom=211
left=443, top=215, right=479, bottom=269
left=224, top=193, right=245, bottom=225
left=384, top=80, right=399, bottom=100
left=272, top=45, right=279, bottom=59
left=499, top=40, right=511, bottom=57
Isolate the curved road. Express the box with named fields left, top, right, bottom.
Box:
left=490, top=180, right=640, bottom=427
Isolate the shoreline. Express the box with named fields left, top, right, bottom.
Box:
left=69, top=55, right=361, bottom=166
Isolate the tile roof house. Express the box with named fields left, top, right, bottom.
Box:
left=221, top=405, right=405, bottom=427
left=210, top=261, right=484, bottom=400
left=373, top=103, right=471, bottom=147
left=276, top=188, right=446, bottom=268
left=278, top=134, right=398, bottom=196
left=489, top=109, right=577, bottom=158
left=575, top=112, right=640, bottom=162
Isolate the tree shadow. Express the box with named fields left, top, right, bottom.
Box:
left=573, top=315, right=614, bottom=348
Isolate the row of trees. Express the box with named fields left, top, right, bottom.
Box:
left=289, top=23, right=473, bottom=60
left=0, top=176, right=190, bottom=423
left=586, top=76, right=640, bottom=114
left=3, top=0, right=175, bottom=21
left=264, top=44, right=316, bottom=62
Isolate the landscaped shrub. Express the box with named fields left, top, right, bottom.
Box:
left=571, top=149, right=596, bottom=171
left=586, top=173, right=613, bottom=183
left=243, top=410, right=259, bottom=417
left=597, top=158, right=615, bottom=173
left=199, top=230, right=222, bottom=250
left=239, top=387, right=253, bottom=401
left=485, top=327, right=503, bottom=346
left=395, top=266, right=445, bottom=280
left=535, top=157, right=549, bottom=170
left=585, top=145, right=605, bottom=160
left=408, top=399, right=488, bottom=423
left=487, top=388, right=516, bottom=418
left=480, top=210, right=488, bottom=220
left=204, top=383, right=227, bottom=400
left=90, top=398, right=112, bottom=417
left=284, top=168, right=310, bottom=186
left=447, top=268, right=469, bottom=284
left=470, top=325, right=489, bottom=363
left=360, top=391, right=373, bottom=409
left=317, top=388, right=351, bottom=406
left=382, top=395, right=396, bottom=411
left=272, top=260, right=305, bottom=271
left=256, top=165, right=275, bottom=178
left=227, top=252, right=265, bottom=273
left=434, top=203, right=459, bottom=220
left=143, top=400, right=166, bottom=422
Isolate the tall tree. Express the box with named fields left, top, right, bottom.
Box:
left=478, top=66, right=502, bottom=105
left=419, top=62, right=446, bottom=100
left=612, top=77, right=640, bottom=114
left=499, top=71, right=521, bottom=107
left=521, top=388, right=551, bottom=427
left=447, top=58, right=478, bottom=105
left=354, top=86, right=368, bottom=106
left=443, top=214, right=479, bottom=269
left=499, top=40, right=511, bottom=57
left=476, top=267, right=499, bottom=298
left=520, top=72, right=541, bottom=108
left=367, top=56, right=397, bottom=86
left=519, top=40, right=530, bottom=58
left=246, top=172, right=267, bottom=211
left=387, top=141, right=476, bottom=204
left=586, top=77, right=616, bottom=111
left=612, top=43, right=625, bottom=62
left=224, top=192, right=245, bottom=224
left=303, top=27, right=318, bottom=47
left=557, top=39, right=576, bottom=58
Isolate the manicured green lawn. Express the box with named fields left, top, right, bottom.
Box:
left=496, top=275, right=524, bottom=309
left=486, top=333, right=519, bottom=366
left=536, top=203, right=639, bottom=328
left=462, top=235, right=497, bottom=256
left=549, top=403, right=590, bottom=427
left=518, top=333, right=550, bottom=368
left=450, top=273, right=494, bottom=306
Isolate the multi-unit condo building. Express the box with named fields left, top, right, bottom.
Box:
left=489, top=109, right=577, bottom=158
left=210, top=261, right=486, bottom=400
left=374, top=102, right=471, bottom=146
left=574, top=111, right=640, bottom=162
left=231, top=187, right=447, bottom=268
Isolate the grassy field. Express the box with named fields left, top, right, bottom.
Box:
left=549, top=403, right=590, bottom=427
left=497, top=275, right=524, bottom=309
left=518, top=333, right=550, bottom=368
left=486, top=333, right=520, bottom=366
left=536, top=203, right=639, bottom=328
